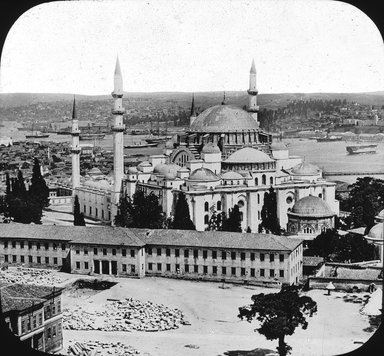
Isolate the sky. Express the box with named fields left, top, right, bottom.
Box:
left=0, top=0, right=384, bottom=95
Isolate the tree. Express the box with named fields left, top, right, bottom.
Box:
left=29, top=158, right=50, bottom=210
left=206, top=205, right=223, bottom=231
left=73, top=195, right=86, bottom=226
left=342, top=177, right=384, bottom=232
left=222, top=204, right=242, bottom=232
left=238, top=285, right=317, bottom=356
left=114, top=190, right=165, bottom=229
left=171, top=192, right=195, bottom=230
left=259, top=186, right=281, bottom=235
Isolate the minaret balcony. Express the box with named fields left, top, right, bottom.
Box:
left=247, top=89, right=258, bottom=95
left=112, top=124, right=126, bottom=132
left=71, top=130, right=80, bottom=136
left=71, top=148, right=81, bottom=154
left=112, top=91, right=124, bottom=98
left=112, top=108, right=125, bottom=115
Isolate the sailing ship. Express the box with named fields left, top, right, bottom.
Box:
left=25, top=123, right=50, bottom=138
left=79, top=133, right=105, bottom=141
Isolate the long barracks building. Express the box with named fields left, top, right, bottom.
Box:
left=0, top=224, right=303, bottom=286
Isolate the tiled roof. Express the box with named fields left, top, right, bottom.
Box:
left=144, top=229, right=302, bottom=252
left=0, top=224, right=145, bottom=247
left=0, top=283, right=59, bottom=314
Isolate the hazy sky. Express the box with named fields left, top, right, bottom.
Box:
left=1, top=0, right=383, bottom=95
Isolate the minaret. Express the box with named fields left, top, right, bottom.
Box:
left=247, top=59, right=259, bottom=122
left=71, top=96, right=81, bottom=193
left=111, top=56, right=126, bottom=223
left=221, top=91, right=227, bottom=105
left=189, top=93, right=197, bottom=126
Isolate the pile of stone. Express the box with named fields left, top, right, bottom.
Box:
left=0, top=267, right=67, bottom=286
left=67, top=340, right=143, bottom=356
left=63, top=297, right=189, bottom=332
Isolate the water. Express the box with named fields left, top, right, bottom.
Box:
left=2, top=121, right=383, bottom=183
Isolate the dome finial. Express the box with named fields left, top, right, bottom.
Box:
left=190, top=93, right=197, bottom=116
left=221, top=91, right=227, bottom=105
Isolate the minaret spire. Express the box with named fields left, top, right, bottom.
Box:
left=247, top=59, right=259, bottom=123
left=71, top=95, right=81, bottom=194
left=189, top=93, right=197, bottom=126
left=111, top=55, right=126, bottom=224
left=221, top=91, right=227, bottom=105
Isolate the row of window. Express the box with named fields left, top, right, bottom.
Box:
left=21, top=312, right=43, bottom=334
left=75, top=261, right=136, bottom=273
left=147, top=248, right=285, bottom=262
left=75, top=247, right=136, bottom=257
left=4, top=255, right=61, bottom=265
left=83, top=205, right=111, bottom=220
left=148, top=262, right=285, bottom=278
left=3, top=241, right=66, bottom=251
left=45, top=322, right=61, bottom=341
left=44, top=301, right=61, bottom=320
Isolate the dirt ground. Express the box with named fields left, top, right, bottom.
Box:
left=59, top=274, right=380, bottom=356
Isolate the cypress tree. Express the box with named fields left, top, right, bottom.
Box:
left=29, top=158, right=50, bottom=209
left=171, top=192, right=195, bottom=230
left=260, top=186, right=281, bottom=235
left=73, top=195, right=86, bottom=226
left=222, top=204, right=242, bottom=232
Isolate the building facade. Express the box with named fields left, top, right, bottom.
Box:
left=1, top=283, right=63, bottom=353
left=0, top=224, right=303, bottom=286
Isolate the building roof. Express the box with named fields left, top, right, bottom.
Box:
left=289, top=195, right=335, bottom=218
left=366, top=223, right=383, bottom=241
left=188, top=167, right=220, bottom=182
left=221, top=171, right=244, bottom=180
left=0, top=224, right=145, bottom=247
left=224, top=147, right=274, bottom=164
left=153, top=163, right=181, bottom=177
left=0, top=283, right=62, bottom=314
left=144, top=229, right=303, bottom=251
left=189, top=105, right=259, bottom=133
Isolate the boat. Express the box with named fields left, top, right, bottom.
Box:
left=346, top=143, right=377, bottom=155
left=124, top=142, right=158, bottom=148
left=25, top=132, right=50, bottom=138
left=79, top=133, right=105, bottom=141
left=317, top=134, right=343, bottom=142
left=144, top=136, right=171, bottom=144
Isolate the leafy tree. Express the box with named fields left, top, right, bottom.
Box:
left=114, top=190, right=165, bottom=229
left=206, top=205, right=223, bottom=231
left=238, top=285, right=317, bottom=356
left=259, top=186, right=281, bottom=235
left=222, top=204, right=242, bottom=232
left=342, top=177, right=384, bottom=232
left=73, top=195, right=86, bottom=226
left=171, top=192, right=195, bottom=230
left=29, top=158, right=50, bottom=209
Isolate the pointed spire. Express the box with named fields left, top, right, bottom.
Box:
left=72, top=95, right=77, bottom=120
left=250, top=59, right=256, bottom=74
left=114, top=55, right=123, bottom=94
left=221, top=91, right=226, bottom=105
left=190, top=93, right=196, bottom=116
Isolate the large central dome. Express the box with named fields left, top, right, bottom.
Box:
left=190, top=105, right=259, bottom=133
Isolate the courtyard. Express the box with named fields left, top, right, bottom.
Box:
left=59, top=274, right=380, bottom=356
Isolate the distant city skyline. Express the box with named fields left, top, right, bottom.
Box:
left=1, top=0, right=384, bottom=95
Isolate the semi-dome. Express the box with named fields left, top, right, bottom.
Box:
left=290, top=195, right=334, bottom=217
left=189, top=167, right=220, bottom=181
left=190, top=105, right=259, bottom=133
left=202, top=142, right=221, bottom=154
left=291, top=162, right=321, bottom=176
left=221, top=171, right=244, bottom=180
left=153, top=163, right=181, bottom=176
left=367, top=223, right=383, bottom=241
left=225, top=147, right=274, bottom=164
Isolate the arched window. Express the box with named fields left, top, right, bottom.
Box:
left=270, top=177, right=274, bottom=185
left=204, top=202, right=209, bottom=212
left=238, top=200, right=245, bottom=208
left=262, top=174, right=266, bottom=185
left=204, top=214, right=209, bottom=224
left=217, top=201, right=221, bottom=211
left=255, top=177, right=259, bottom=186
left=257, top=194, right=260, bottom=204
left=318, top=193, right=322, bottom=198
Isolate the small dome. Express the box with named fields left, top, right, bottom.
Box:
left=290, top=195, right=334, bottom=217
left=221, top=171, right=244, bottom=180
left=153, top=163, right=181, bottom=176
left=190, top=105, right=259, bottom=133
left=165, top=140, right=174, bottom=149
left=164, top=172, right=176, bottom=180
left=271, top=142, right=288, bottom=151
left=127, top=166, right=138, bottom=174
left=225, top=147, right=274, bottom=164
left=291, top=162, right=321, bottom=176
left=202, top=142, right=221, bottom=154
left=367, top=223, right=383, bottom=241
left=189, top=167, right=220, bottom=181
left=88, top=167, right=103, bottom=176
left=137, top=161, right=152, bottom=171
left=375, top=209, right=384, bottom=223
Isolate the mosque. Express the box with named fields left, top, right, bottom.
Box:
left=72, top=58, right=340, bottom=234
